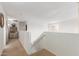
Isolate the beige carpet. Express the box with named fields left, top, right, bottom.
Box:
left=0, top=50, right=3, bottom=56
left=31, top=49, right=56, bottom=56
left=1, top=39, right=28, bottom=56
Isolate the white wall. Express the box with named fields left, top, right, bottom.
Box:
left=19, top=31, right=31, bottom=54
left=57, top=18, right=79, bottom=33
left=0, top=28, right=4, bottom=49
left=0, top=4, right=7, bottom=50
left=16, top=20, right=31, bottom=54
left=35, top=32, right=79, bottom=56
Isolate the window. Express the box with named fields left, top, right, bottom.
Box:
left=48, top=23, right=59, bottom=32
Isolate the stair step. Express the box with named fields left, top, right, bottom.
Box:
left=30, top=49, right=56, bottom=56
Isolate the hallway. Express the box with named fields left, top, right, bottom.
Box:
left=1, top=39, right=28, bottom=56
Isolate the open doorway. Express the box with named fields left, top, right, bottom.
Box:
left=6, top=18, right=19, bottom=44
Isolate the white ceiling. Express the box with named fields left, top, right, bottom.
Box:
left=0, top=2, right=78, bottom=23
